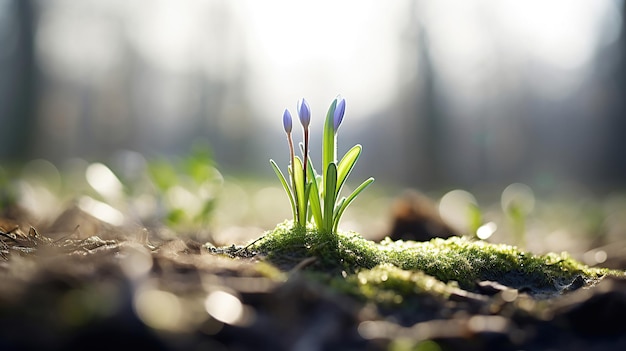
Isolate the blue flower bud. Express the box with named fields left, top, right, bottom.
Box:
left=333, top=97, right=346, bottom=131
left=283, top=109, right=292, bottom=133
left=297, top=98, right=311, bottom=128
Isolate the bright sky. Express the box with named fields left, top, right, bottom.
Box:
left=418, top=0, right=622, bottom=103
left=240, top=0, right=405, bottom=121
left=238, top=0, right=622, bottom=120
left=35, top=0, right=623, bottom=123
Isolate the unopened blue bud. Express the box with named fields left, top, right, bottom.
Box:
left=333, top=97, right=346, bottom=131
left=283, top=109, right=292, bottom=133
left=297, top=98, right=311, bottom=128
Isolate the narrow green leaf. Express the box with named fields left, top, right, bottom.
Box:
left=324, top=163, right=338, bottom=233
left=334, top=197, right=346, bottom=219
left=270, top=159, right=297, bottom=222
left=468, top=203, right=483, bottom=238
left=333, top=177, right=374, bottom=233
left=336, top=144, right=362, bottom=194
left=305, top=159, right=323, bottom=229
left=303, top=182, right=312, bottom=222
left=293, top=157, right=307, bottom=225
left=322, top=99, right=338, bottom=196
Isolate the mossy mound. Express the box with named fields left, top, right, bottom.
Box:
left=248, top=221, right=622, bottom=299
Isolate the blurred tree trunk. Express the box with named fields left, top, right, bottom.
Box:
left=606, top=3, right=626, bottom=185
left=0, top=0, right=37, bottom=161
left=398, top=0, right=444, bottom=188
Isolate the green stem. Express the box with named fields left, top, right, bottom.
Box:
left=322, top=99, right=338, bottom=196
left=303, top=127, right=309, bottom=187
left=324, top=163, right=337, bottom=234
left=287, top=133, right=298, bottom=224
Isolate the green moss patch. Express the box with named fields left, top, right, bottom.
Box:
left=247, top=221, right=623, bottom=299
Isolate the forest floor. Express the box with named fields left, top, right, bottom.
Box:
left=1, top=203, right=626, bottom=351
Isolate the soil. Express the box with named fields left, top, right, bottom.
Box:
left=1, top=206, right=626, bottom=351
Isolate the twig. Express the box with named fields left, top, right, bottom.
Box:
left=290, top=256, right=317, bottom=273
left=236, top=234, right=267, bottom=254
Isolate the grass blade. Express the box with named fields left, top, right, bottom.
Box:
left=305, top=159, right=323, bottom=229
left=336, top=144, right=362, bottom=194
left=333, top=177, right=374, bottom=233
left=322, top=99, right=338, bottom=194
left=270, top=159, right=296, bottom=221
left=293, top=157, right=307, bottom=225
left=334, top=197, right=345, bottom=219
left=324, top=163, right=337, bottom=233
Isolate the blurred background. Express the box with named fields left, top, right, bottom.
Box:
left=1, top=0, right=626, bottom=249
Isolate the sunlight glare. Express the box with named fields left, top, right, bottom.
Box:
left=476, top=221, right=497, bottom=240
left=439, top=189, right=478, bottom=233
left=243, top=0, right=404, bottom=121
left=167, top=185, right=202, bottom=216
left=78, top=196, right=124, bottom=226
left=134, top=288, right=183, bottom=331
left=17, top=181, right=59, bottom=221
left=501, top=183, right=535, bottom=215
left=204, top=290, right=249, bottom=326
left=583, top=249, right=608, bottom=266
left=86, top=163, right=124, bottom=201
left=120, top=244, right=153, bottom=280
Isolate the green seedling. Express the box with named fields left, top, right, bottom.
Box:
left=145, top=145, right=222, bottom=229
left=468, top=202, right=484, bottom=239
left=501, top=183, right=535, bottom=249
left=270, top=96, right=374, bottom=237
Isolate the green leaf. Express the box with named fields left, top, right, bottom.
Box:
left=305, top=159, right=323, bottom=229
left=185, top=145, right=216, bottom=184
left=336, top=144, right=362, bottom=194
left=147, top=160, right=178, bottom=191
left=293, top=157, right=307, bottom=225
left=194, top=198, right=216, bottom=224
left=324, top=163, right=338, bottom=233
left=468, top=203, right=483, bottom=237
left=334, top=197, right=346, bottom=219
left=333, top=177, right=374, bottom=233
left=270, top=159, right=297, bottom=221
left=166, top=208, right=187, bottom=226
left=322, top=99, right=338, bottom=195
left=304, top=182, right=312, bottom=223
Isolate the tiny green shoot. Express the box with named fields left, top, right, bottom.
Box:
left=501, top=183, right=535, bottom=249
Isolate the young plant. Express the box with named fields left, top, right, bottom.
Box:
left=270, top=96, right=374, bottom=236
left=501, top=183, right=535, bottom=249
